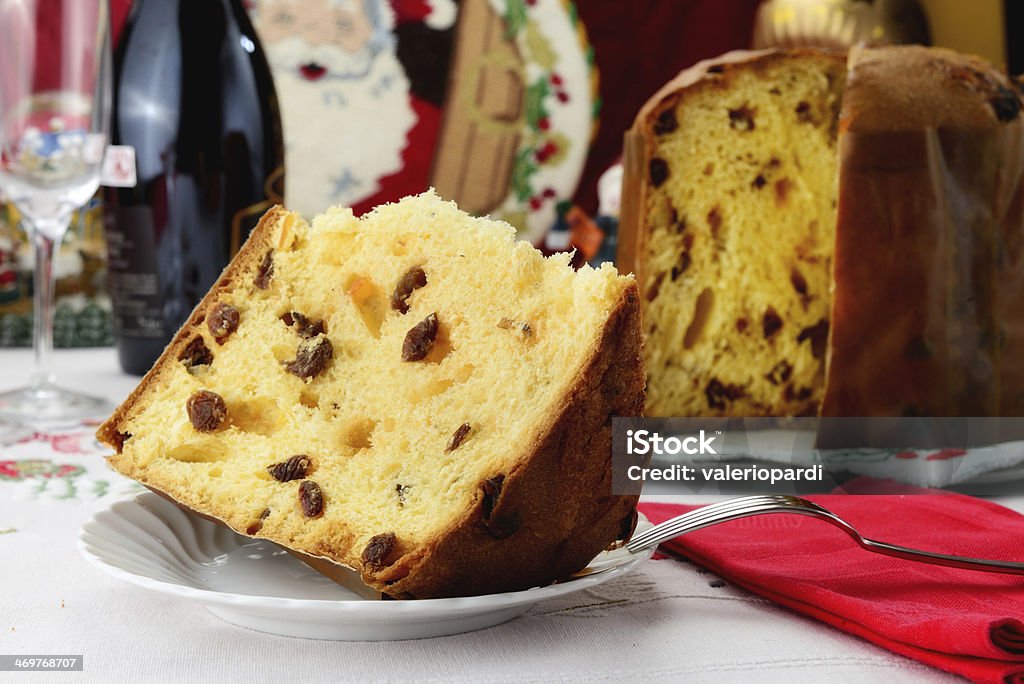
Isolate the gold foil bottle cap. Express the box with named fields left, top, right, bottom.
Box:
left=752, top=0, right=930, bottom=49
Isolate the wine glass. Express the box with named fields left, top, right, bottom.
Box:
left=0, top=0, right=113, bottom=426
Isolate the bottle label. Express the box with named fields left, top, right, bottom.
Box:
left=230, top=165, right=285, bottom=254
left=101, top=146, right=138, bottom=188
left=104, top=205, right=165, bottom=339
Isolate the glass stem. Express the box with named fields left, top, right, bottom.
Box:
left=28, top=218, right=67, bottom=391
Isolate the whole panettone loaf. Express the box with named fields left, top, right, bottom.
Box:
left=621, top=45, right=1024, bottom=417
left=96, top=191, right=645, bottom=599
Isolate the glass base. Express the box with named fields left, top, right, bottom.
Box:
left=0, top=383, right=114, bottom=430
left=0, top=418, right=33, bottom=446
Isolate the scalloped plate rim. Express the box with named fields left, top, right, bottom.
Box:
left=78, top=492, right=653, bottom=617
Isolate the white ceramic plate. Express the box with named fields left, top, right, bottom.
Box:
left=79, top=492, right=653, bottom=641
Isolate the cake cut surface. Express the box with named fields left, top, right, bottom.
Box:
left=97, top=191, right=645, bottom=598
left=625, top=50, right=846, bottom=417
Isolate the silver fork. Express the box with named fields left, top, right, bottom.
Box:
left=579, top=495, right=1024, bottom=578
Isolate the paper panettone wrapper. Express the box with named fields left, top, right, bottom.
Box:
left=616, top=128, right=648, bottom=285
left=820, top=45, right=1024, bottom=419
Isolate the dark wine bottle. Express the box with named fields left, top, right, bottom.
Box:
left=104, top=0, right=284, bottom=375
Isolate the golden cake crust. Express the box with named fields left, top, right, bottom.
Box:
left=840, top=44, right=1021, bottom=133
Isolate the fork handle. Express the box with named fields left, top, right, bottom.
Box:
left=858, top=538, right=1024, bottom=575
left=801, top=505, right=1024, bottom=575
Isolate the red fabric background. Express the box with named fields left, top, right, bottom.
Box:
left=572, top=1, right=760, bottom=211
left=108, top=0, right=761, bottom=214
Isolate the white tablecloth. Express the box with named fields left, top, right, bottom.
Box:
left=0, top=349, right=984, bottom=683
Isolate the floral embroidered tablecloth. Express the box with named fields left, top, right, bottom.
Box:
left=2, top=423, right=140, bottom=502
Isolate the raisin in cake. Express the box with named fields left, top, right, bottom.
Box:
left=96, top=191, right=645, bottom=599
left=620, top=45, right=1024, bottom=417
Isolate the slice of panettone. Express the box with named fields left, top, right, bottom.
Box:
left=96, top=191, right=645, bottom=599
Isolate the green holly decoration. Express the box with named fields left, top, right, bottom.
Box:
left=503, top=0, right=528, bottom=39
left=511, top=147, right=540, bottom=203
left=525, top=78, right=551, bottom=132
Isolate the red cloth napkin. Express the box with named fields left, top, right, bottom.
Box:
left=638, top=493, right=1024, bottom=684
